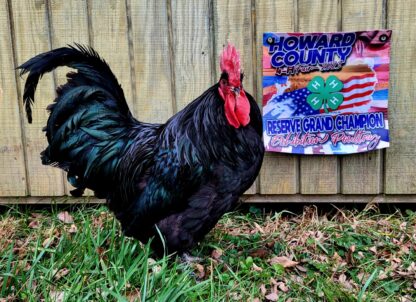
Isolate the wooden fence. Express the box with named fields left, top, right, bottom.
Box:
left=0, top=0, right=415, bottom=202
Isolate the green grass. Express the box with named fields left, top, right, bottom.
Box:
left=0, top=204, right=415, bottom=301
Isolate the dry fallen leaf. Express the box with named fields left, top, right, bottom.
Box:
left=338, top=273, right=353, bottom=290
left=126, top=289, right=141, bottom=302
left=211, top=249, right=223, bottom=260
left=194, top=263, right=205, bottom=279
left=54, top=268, right=70, bottom=280
left=265, top=292, right=278, bottom=301
left=290, top=275, right=304, bottom=285
left=230, top=292, right=242, bottom=301
left=333, top=252, right=343, bottom=263
left=42, top=237, right=55, bottom=248
left=260, top=284, right=267, bottom=296
left=254, top=222, right=265, bottom=234
left=399, top=295, right=412, bottom=302
left=49, top=291, right=65, bottom=302
left=249, top=248, right=270, bottom=259
left=57, top=212, right=74, bottom=224
left=277, top=281, right=289, bottom=292
left=68, top=224, right=78, bottom=234
left=357, top=272, right=370, bottom=284
left=269, top=256, right=299, bottom=268
left=28, top=220, right=39, bottom=229
left=148, top=258, right=162, bottom=274
left=96, top=247, right=105, bottom=257
left=0, top=295, right=17, bottom=302
left=346, top=245, right=355, bottom=264
left=407, top=262, right=416, bottom=273
left=399, top=243, right=410, bottom=255
left=378, top=270, right=388, bottom=280
left=252, top=263, right=263, bottom=272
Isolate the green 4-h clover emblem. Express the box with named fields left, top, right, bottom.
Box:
left=306, top=75, right=344, bottom=113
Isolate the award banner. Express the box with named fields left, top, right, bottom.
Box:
left=262, top=30, right=391, bottom=154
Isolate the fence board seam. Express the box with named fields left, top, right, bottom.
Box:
left=381, top=0, right=388, bottom=193
left=208, top=0, right=216, bottom=85
left=6, top=0, right=29, bottom=196
left=125, top=0, right=137, bottom=116
left=166, top=0, right=177, bottom=114
left=46, top=0, right=67, bottom=193
left=294, top=0, right=300, bottom=193
left=250, top=0, right=260, bottom=193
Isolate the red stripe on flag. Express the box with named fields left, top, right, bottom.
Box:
left=343, top=73, right=375, bottom=82
left=343, top=90, right=374, bottom=101
left=337, top=99, right=370, bottom=110
left=341, top=81, right=375, bottom=93
left=319, top=100, right=371, bottom=114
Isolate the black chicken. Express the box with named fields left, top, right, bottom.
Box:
left=18, top=43, right=264, bottom=255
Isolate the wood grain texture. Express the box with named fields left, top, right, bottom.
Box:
left=298, top=0, right=339, bottom=194
left=128, top=0, right=173, bottom=123
left=214, top=0, right=257, bottom=194
left=49, top=0, right=91, bottom=196
left=340, top=0, right=384, bottom=194
left=89, top=0, right=134, bottom=112
left=213, top=0, right=255, bottom=94
left=257, top=0, right=299, bottom=194
left=0, top=0, right=27, bottom=196
left=172, top=0, right=213, bottom=111
left=385, top=0, right=416, bottom=193
left=243, top=194, right=416, bottom=204
left=11, top=0, right=65, bottom=196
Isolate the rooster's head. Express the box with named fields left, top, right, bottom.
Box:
left=218, top=43, right=250, bottom=128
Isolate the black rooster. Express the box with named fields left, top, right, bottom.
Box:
left=18, top=43, right=264, bottom=255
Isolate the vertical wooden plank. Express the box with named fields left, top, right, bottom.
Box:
left=49, top=0, right=91, bottom=196
left=172, top=0, right=213, bottom=111
left=298, top=0, right=339, bottom=194
left=385, top=0, right=416, bottom=193
left=257, top=0, right=299, bottom=194
left=213, top=0, right=254, bottom=97
left=0, top=0, right=27, bottom=196
left=213, top=0, right=257, bottom=194
left=340, top=0, right=384, bottom=194
left=89, top=0, right=133, bottom=111
left=11, top=0, right=65, bottom=196
left=129, top=0, right=173, bottom=123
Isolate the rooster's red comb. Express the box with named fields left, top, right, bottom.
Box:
left=219, top=43, right=241, bottom=84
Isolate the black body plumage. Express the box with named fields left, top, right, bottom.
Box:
left=18, top=44, right=264, bottom=254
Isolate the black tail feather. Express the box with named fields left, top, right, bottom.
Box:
left=17, top=43, right=129, bottom=123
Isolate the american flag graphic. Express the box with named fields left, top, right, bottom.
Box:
left=263, top=72, right=380, bottom=118
left=321, top=73, right=378, bottom=114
